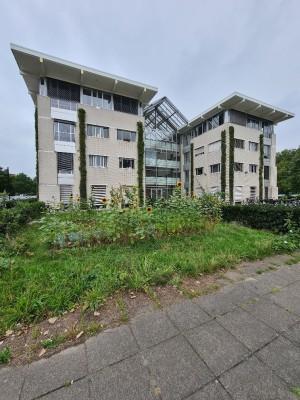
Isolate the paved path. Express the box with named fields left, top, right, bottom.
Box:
left=1, top=262, right=300, bottom=400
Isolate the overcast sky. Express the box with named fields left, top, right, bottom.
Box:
left=0, top=0, right=299, bottom=176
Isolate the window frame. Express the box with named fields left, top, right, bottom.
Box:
left=88, top=154, right=108, bottom=168
left=119, top=157, right=135, bottom=169
left=210, top=163, right=221, bottom=174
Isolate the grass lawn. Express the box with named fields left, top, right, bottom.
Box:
left=0, top=221, right=279, bottom=335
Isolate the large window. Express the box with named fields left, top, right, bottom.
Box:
left=117, top=129, right=136, bottom=142
left=234, top=139, right=245, bottom=149
left=234, top=162, right=243, bottom=172
left=54, top=121, right=75, bottom=142
left=249, top=164, right=257, bottom=173
left=87, top=125, right=109, bottom=138
left=210, top=163, right=220, bottom=173
left=119, top=158, right=135, bottom=169
left=57, top=152, right=73, bottom=174
left=208, top=140, right=221, bottom=153
left=89, top=155, right=108, bottom=168
left=47, top=78, right=80, bottom=102
left=82, top=88, right=112, bottom=110
left=146, top=167, right=179, bottom=178
left=247, top=117, right=259, bottom=130
left=264, top=145, right=271, bottom=159
left=249, top=141, right=258, bottom=151
left=113, top=94, right=138, bottom=115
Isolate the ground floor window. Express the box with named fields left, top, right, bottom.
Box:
left=60, top=185, right=73, bottom=204
left=145, top=186, right=175, bottom=200
left=250, top=186, right=256, bottom=200
left=234, top=186, right=243, bottom=202
left=91, top=185, right=106, bottom=207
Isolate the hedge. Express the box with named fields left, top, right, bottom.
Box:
left=0, top=201, right=45, bottom=235
left=222, top=204, right=300, bottom=233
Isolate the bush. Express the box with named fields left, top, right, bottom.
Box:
left=0, top=201, right=45, bottom=236
left=222, top=204, right=300, bottom=233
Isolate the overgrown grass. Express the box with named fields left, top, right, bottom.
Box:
left=0, top=222, right=278, bottom=334
left=0, top=346, right=11, bottom=364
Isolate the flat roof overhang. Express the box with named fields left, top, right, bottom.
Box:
left=180, top=92, right=295, bottom=133
left=11, top=43, right=158, bottom=105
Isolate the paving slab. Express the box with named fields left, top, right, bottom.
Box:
left=217, top=308, right=277, bottom=351
left=241, top=297, right=299, bottom=332
left=131, top=310, right=178, bottom=349
left=86, top=325, right=138, bottom=373
left=186, top=380, right=231, bottom=400
left=185, top=320, right=249, bottom=375
left=166, top=300, right=211, bottom=331
left=21, top=344, right=87, bottom=400
left=244, top=270, right=290, bottom=295
left=284, top=322, right=300, bottom=345
left=268, top=282, right=300, bottom=316
left=39, top=378, right=90, bottom=399
left=256, top=336, right=300, bottom=386
left=272, top=266, right=300, bottom=284
left=0, top=366, right=26, bottom=400
left=90, top=354, right=155, bottom=400
left=143, top=335, right=213, bottom=400
left=220, top=356, right=297, bottom=400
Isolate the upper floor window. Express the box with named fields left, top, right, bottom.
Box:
left=264, top=145, right=271, bottom=159
left=249, top=141, right=258, bottom=151
left=196, top=167, right=204, bottom=175
left=119, top=158, right=135, bottom=169
left=264, top=166, right=270, bottom=179
left=184, top=152, right=190, bottom=164
left=113, top=94, right=138, bottom=115
left=82, top=88, right=113, bottom=110
left=247, top=117, right=259, bottom=130
left=249, top=164, right=257, bottom=173
left=208, top=140, right=221, bottom=153
left=47, top=78, right=80, bottom=102
left=234, top=162, right=243, bottom=172
left=117, top=129, right=136, bottom=142
left=87, top=124, right=109, bottom=138
left=57, top=152, right=73, bottom=174
left=210, top=163, right=220, bottom=173
left=89, top=155, right=108, bottom=168
left=54, top=120, right=75, bottom=142
left=195, top=146, right=204, bottom=156
left=234, top=139, right=245, bottom=149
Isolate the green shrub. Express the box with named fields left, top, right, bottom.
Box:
left=0, top=201, right=45, bottom=235
left=0, top=346, right=11, bottom=364
left=222, top=204, right=300, bottom=233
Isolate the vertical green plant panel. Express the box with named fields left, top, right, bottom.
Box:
left=259, top=133, right=264, bottom=201
left=34, top=107, right=39, bottom=199
left=78, top=108, right=87, bottom=202
left=221, top=129, right=226, bottom=199
left=190, top=143, right=194, bottom=196
left=229, top=126, right=234, bottom=204
left=137, top=121, right=144, bottom=206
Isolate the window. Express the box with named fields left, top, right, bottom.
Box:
left=249, top=141, right=258, bottom=151
left=47, top=78, right=80, bottom=102
left=54, top=121, right=75, bottom=142
left=89, top=155, right=108, bottom=168
left=119, top=158, right=135, bottom=169
left=91, top=185, right=106, bottom=206
left=234, top=139, right=245, bottom=149
left=184, top=152, right=190, bottom=164
left=196, top=167, right=203, bottom=175
left=234, top=162, right=243, bottom=172
left=250, top=186, right=256, bottom=200
left=247, top=117, right=259, bottom=130
left=210, top=164, right=221, bottom=173
left=82, top=88, right=112, bottom=110
left=264, top=166, right=270, bottom=180
left=208, top=140, right=221, bottom=153
left=264, top=145, right=271, bottom=159
left=57, top=152, right=73, bottom=174
left=249, top=164, right=257, bottom=173
left=113, top=94, right=138, bottom=115
left=235, top=186, right=243, bottom=202
left=60, top=185, right=73, bottom=204
left=117, top=129, right=136, bottom=142
left=87, top=125, right=109, bottom=138
left=146, top=167, right=179, bottom=178
left=195, top=146, right=204, bottom=156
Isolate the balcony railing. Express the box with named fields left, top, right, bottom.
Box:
left=51, top=98, right=77, bottom=111
left=54, top=131, right=75, bottom=142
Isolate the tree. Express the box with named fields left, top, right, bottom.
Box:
left=276, top=148, right=300, bottom=195
left=0, top=167, right=36, bottom=195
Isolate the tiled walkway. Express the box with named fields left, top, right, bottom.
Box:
left=1, top=263, right=300, bottom=399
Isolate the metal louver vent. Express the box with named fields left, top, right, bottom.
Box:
left=57, top=152, right=73, bottom=174
left=91, top=185, right=106, bottom=206
left=60, top=185, right=73, bottom=204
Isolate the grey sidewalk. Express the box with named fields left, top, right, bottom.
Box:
left=1, top=263, right=300, bottom=400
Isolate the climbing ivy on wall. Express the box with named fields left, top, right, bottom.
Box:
left=229, top=126, right=234, bottom=204
left=78, top=108, right=87, bottom=203
left=137, top=121, right=144, bottom=206
left=259, top=133, right=264, bottom=201
left=34, top=108, right=39, bottom=199
left=221, top=129, right=226, bottom=199
left=190, top=143, right=194, bottom=196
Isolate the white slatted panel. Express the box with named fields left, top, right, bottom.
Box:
left=91, top=185, right=106, bottom=206
left=234, top=186, right=243, bottom=202
left=60, top=185, right=73, bottom=204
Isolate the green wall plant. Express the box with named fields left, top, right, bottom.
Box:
left=229, top=126, right=234, bottom=204
left=35, top=108, right=39, bottom=199
left=259, top=133, right=264, bottom=201
left=137, top=121, right=144, bottom=206
left=78, top=108, right=87, bottom=203
left=190, top=143, right=194, bottom=196
left=221, top=129, right=226, bottom=199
